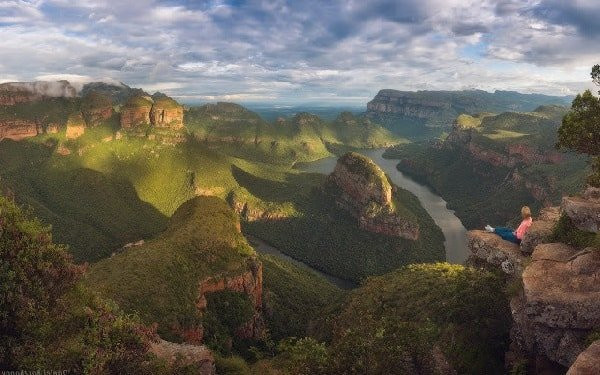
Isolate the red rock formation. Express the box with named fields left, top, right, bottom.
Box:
left=328, top=152, right=420, bottom=240
left=0, top=119, right=39, bottom=140
left=120, top=96, right=153, bottom=129
left=65, top=113, right=85, bottom=139
left=567, top=341, right=600, bottom=375
left=150, top=97, right=184, bottom=129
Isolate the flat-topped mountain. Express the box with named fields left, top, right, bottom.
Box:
left=367, top=89, right=572, bottom=138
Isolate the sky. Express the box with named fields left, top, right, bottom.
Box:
left=0, top=0, right=598, bottom=105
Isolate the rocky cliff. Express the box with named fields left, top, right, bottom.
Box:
left=150, top=97, right=184, bottom=129
left=467, top=193, right=600, bottom=373
left=120, top=95, right=184, bottom=131
left=0, top=119, right=40, bottom=140
left=327, top=152, right=419, bottom=240
left=366, top=89, right=571, bottom=130
left=120, top=95, right=153, bottom=128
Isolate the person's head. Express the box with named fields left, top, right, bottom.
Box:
left=521, top=206, right=532, bottom=219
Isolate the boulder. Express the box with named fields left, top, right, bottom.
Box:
left=567, top=341, right=600, bottom=375
left=562, top=196, right=600, bottom=233
left=149, top=339, right=215, bottom=374
left=327, top=152, right=419, bottom=240
left=467, top=230, right=525, bottom=275
left=511, top=243, right=600, bottom=367
left=520, top=206, right=561, bottom=255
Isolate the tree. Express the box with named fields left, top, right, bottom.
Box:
left=557, top=65, right=600, bottom=187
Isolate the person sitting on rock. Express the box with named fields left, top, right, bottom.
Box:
left=485, top=206, right=532, bottom=244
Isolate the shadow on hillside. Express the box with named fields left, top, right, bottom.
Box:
left=230, top=164, right=324, bottom=204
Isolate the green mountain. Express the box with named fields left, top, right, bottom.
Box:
left=384, top=105, right=588, bottom=228
left=367, top=89, right=573, bottom=139
left=186, top=102, right=403, bottom=164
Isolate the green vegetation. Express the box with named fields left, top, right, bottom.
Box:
left=274, top=263, right=511, bottom=375
left=260, top=254, right=345, bottom=341
left=557, top=66, right=600, bottom=186
left=86, top=196, right=256, bottom=342
left=0, top=196, right=169, bottom=373
left=185, top=103, right=402, bottom=165
left=550, top=214, right=600, bottom=249
left=367, top=89, right=572, bottom=139
left=384, top=106, right=588, bottom=228
left=203, top=291, right=256, bottom=354
left=245, top=181, right=445, bottom=283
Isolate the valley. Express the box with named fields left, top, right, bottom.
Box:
left=1, top=78, right=598, bottom=375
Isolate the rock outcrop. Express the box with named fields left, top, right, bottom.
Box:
left=367, top=89, right=452, bottom=121
left=327, top=152, right=419, bottom=240
left=120, top=95, right=184, bottom=132
left=149, top=339, right=215, bottom=374
left=511, top=244, right=600, bottom=367
left=65, top=113, right=85, bottom=139
left=567, top=340, right=600, bottom=375
left=150, top=97, right=184, bottom=129
left=0, top=119, right=39, bottom=140
left=120, top=95, right=153, bottom=129
left=467, top=230, right=525, bottom=274
left=197, top=257, right=264, bottom=340
left=562, top=195, right=600, bottom=233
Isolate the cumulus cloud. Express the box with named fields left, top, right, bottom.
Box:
left=0, top=0, right=597, bottom=104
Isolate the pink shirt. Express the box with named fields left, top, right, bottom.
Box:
left=515, top=217, right=532, bottom=239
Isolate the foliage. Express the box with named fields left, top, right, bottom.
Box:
left=203, top=291, right=255, bottom=354
left=87, top=196, right=256, bottom=342
left=550, top=214, right=600, bottom=249
left=0, top=196, right=162, bottom=373
left=259, top=254, right=345, bottom=341
left=245, top=185, right=445, bottom=283
left=275, top=337, right=330, bottom=375
left=215, top=355, right=252, bottom=375
left=327, top=263, right=511, bottom=375
left=557, top=65, right=600, bottom=186
left=383, top=105, right=588, bottom=228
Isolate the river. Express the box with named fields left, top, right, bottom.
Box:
left=298, top=149, right=469, bottom=264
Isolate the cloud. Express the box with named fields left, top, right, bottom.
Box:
left=0, top=0, right=597, bottom=104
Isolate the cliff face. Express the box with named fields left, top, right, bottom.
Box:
left=327, top=152, right=419, bottom=240
left=150, top=97, right=184, bottom=129
left=120, top=95, right=184, bottom=131
left=367, top=90, right=451, bottom=120
left=120, top=96, right=153, bottom=128
left=467, top=194, right=600, bottom=372
left=65, top=113, right=85, bottom=139
left=0, top=120, right=39, bottom=140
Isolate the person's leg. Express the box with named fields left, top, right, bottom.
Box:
left=494, top=228, right=519, bottom=244
left=494, top=227, right=513, bottom=236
